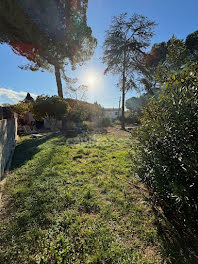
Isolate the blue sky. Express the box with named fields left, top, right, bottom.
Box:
left=0, top=0, right=198, bottom=107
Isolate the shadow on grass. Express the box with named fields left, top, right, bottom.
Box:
left=152, top=205, right=198, bottom=264
left=11, top=134, right=61, bottom=170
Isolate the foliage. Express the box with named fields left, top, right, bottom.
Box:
left=139, top=30, right=198, bottom=93
left=132, top=63, right=198, bottom=233
left=185, top=30, right=198, bottom=60
left=126, top=94, right=147, bottom=112
left=125, top=91, right=159, bottom=125
left=100, top=117, right=112, bottom=127
left=103, top=13, right=156, bottom=76
left=137, top=42, right=168, bottom=93
left=103, top=12, right=156, bottom=129
left=67, top=101, right=87, bottom=122
left=124, top=111, right=141, bottom=125
left=126, top=90, right=159, bottom=113
left=0, top=133, right=164, bottom=263
left=24, top=92, right=34, bottom=103
left=156, top=36, right=187, bottom=83
left=0, top=0, right=97, bottom=96
left=67, top=101, right=104, bottom=123
left=32, top=95, right=69, bottom=120
left=84, top=102, right=104, bottom=123
left=11, top=102, right=33, bottom=119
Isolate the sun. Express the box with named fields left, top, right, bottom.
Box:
left=87, top=75, right=96, bottom=85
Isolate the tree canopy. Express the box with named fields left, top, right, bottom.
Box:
left=103, top=13, right=156, bottom=129
left=126, top=90, right=159, bottom=113
left=139, top=30, right=198, bottom=93
left=186, top=30, right=198, bottom=59
left=0, top=0, right=97, bottom=97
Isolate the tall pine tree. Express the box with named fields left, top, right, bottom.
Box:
left=103, top=13, right=156, bottom=129
left=0, top=0, right=97, bottom=97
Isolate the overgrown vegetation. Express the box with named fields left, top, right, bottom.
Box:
left=67, top=100, right=104, bottom=124
left=125, top=91, right=158, bottom=125
left=132, top=63, right=198, bottom=249
left=1, top=5, right=198, bottom=263
left=32, top=96, right=69, bottom=121
left=12, top=95, right=105, bottom=127
left=1, top=132, right=165, bottom=264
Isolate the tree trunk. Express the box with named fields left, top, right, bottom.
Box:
left=121, top=77, right=126, bottom=130
left=54, top=65, right=63, bottom=98
left=121, top=50, right=126, bottom=130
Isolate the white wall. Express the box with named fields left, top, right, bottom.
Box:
left=104, top=110, right=120, bottom=120
left=0, top=118, right=17, bottom=180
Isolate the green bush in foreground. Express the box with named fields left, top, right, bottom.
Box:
left=132, top=63, right=198, bottom=231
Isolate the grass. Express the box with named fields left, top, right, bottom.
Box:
left=0, top=131, right=194, bottom=263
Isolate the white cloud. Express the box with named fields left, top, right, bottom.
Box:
left=0, top=88, right=37, bottom=105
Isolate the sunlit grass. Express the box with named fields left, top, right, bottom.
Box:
left=0, top=133, right=163, bottom=263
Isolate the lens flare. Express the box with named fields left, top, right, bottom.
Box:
left=87, top=75, right=96, bottom=85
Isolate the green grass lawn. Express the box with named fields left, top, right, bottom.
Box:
left=0, top=131, right=188, bottom=263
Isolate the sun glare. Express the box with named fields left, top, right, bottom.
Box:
left=87, top=75, right=96, bottom=86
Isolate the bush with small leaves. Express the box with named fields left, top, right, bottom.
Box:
left=132, top=63, right=198, bottom=232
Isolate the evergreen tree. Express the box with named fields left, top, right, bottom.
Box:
left=0, top=0, right=97, bottom=97
left=103, top=13, right=156, bottom=129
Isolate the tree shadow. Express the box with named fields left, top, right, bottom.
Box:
left=11, top=134, right=60, bottom=170
left=152, top=204, right=198, bottom=264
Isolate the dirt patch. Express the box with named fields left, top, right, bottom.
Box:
left=106, top=126, right=132, bottom=137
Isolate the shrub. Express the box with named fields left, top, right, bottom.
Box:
left=11, top=102, right=33, bottom=119
left=124, top=111, right=141, bottom=125
left=132, top=63, right=198, bottom=232
left=100, top=117, right=112, bottom=127
left=82, top=121, right=94, bottom=131
left=32, top=96, right=69, bottom=120
left=84, top=118, right=112, bottom=129
left=113, top=119, right=121, bottom=126
left=67, top=101, right=104, bottom=123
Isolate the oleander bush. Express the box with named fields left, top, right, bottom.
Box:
left=132, top=63, right=198, bottom=232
